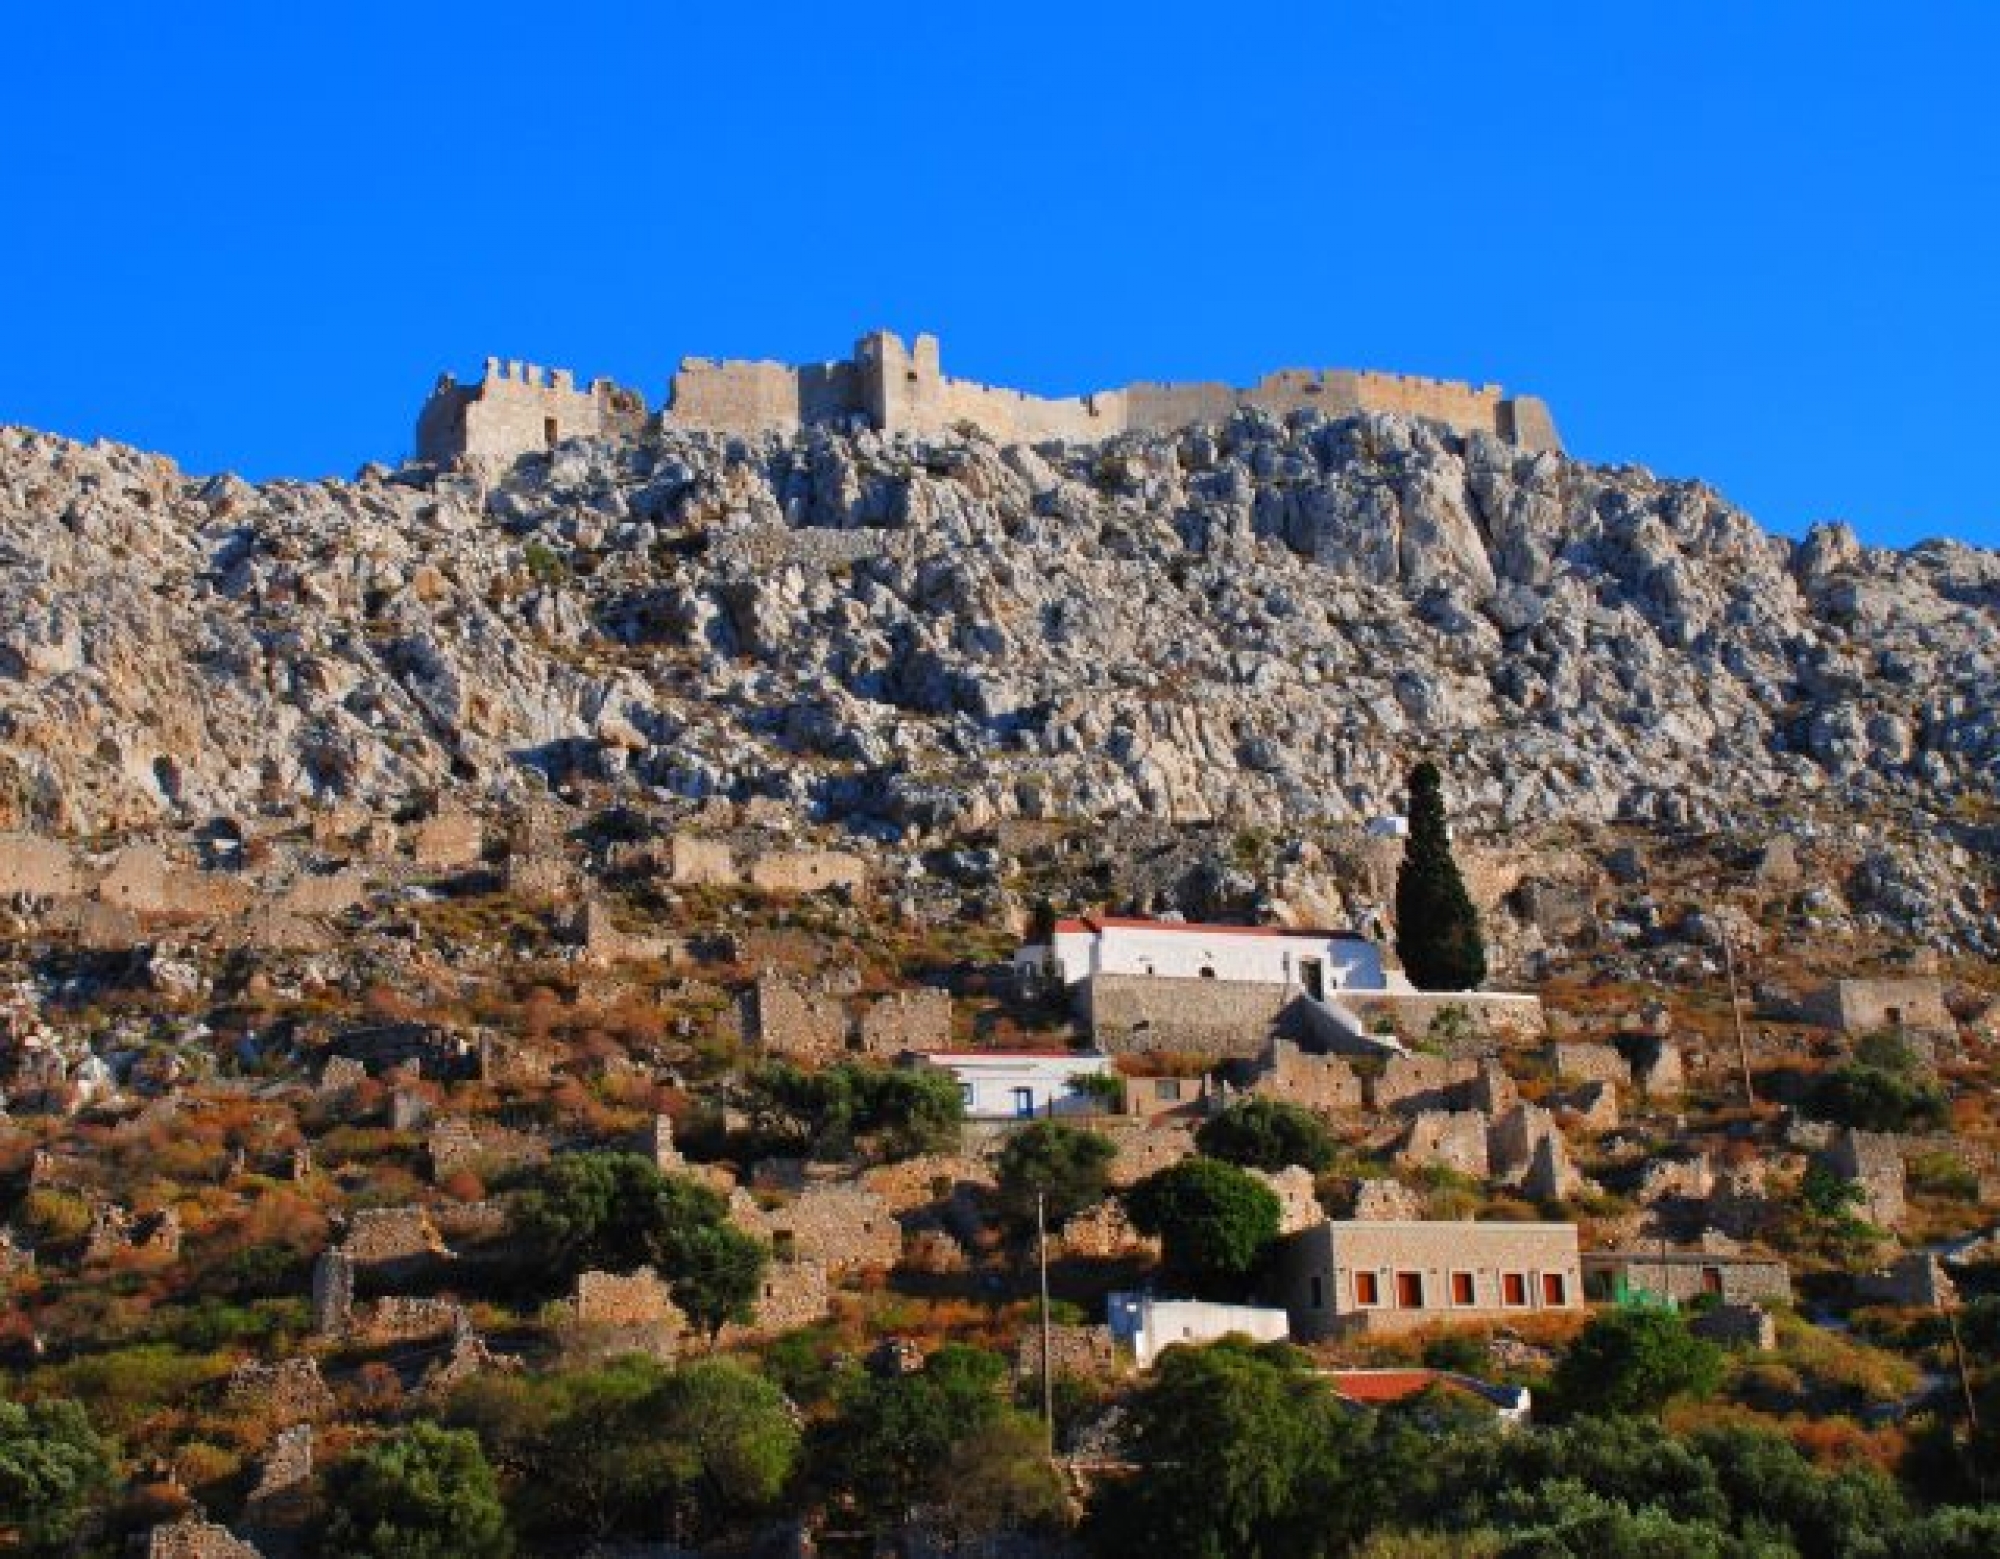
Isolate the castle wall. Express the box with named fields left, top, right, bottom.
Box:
left=416, top=359, right=646, bottom=465
left=426, top=333, right=1563, bottom=464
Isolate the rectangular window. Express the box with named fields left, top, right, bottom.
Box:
left=1502, top=1272, right=1528, bottom=1307
left=1701, top=1266, right=1723, bottom=1297
left=1154, top=1079, right=1182, bottom=1100
left=959, top=1083, right=974, bottom=1108
left=1310, top=1274, right=1325, bottom=1309
left=1450, top=1271, right=1476, bottom=1306
left=1354, top=1271, right=1381, bottom=1306
left=1541, top=1272, right=1567, bottom=1306
left=1395, top=1271, right=1425, bottom=1309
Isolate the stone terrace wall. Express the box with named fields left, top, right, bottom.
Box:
left=1088, top=974, right=1294, bottom=1057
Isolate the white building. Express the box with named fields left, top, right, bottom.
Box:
left=1107, top=1291, right=1292, bottom=1366
left=1015, top=915, right=1391, bottom=1001
left=914, top=1050, right=1113, bottom=1120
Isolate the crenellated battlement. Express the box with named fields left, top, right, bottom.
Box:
left=415, top=331, right=1561, bottom=465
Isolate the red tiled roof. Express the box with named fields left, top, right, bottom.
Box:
left=1051, top=915, right=1366, bottom=941
left=1328, top=1370, right=1461, bottom=1405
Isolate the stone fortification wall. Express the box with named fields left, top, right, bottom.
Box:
left=660, top=331, right=1562, bottom=452
left=416, top=358, right=646, bottom=465
left=422, top=331, right=1562, bottom=464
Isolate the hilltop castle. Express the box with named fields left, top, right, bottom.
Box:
left=415, top=330, right=1562, bottom=465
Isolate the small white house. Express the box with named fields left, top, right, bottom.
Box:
left=1015, top=915, right=1389, bottom=1000
left=914, top=1051, right=1113, bottom=1120
left=1107, top=1292, right=1292, bottom=1366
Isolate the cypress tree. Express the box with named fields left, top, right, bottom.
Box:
left=1394, top=760, right=1486, bottom=990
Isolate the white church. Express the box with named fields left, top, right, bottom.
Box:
left=1013, top=914, right=1400, bottom=1002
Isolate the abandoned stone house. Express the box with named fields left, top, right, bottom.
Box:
left=1803, top=977, right=1954, bottom=1035
left=1280, top=1219, right=1584, bottom=1338
left=1581, top=1249, right=1793, bottom=1306
left=416, top=330, right=1564, bottom=465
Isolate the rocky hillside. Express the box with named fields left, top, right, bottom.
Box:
left=0, top=409, right=1994, bottom=866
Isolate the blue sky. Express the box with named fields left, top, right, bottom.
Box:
left=4, top=2, right=1996, bottom=549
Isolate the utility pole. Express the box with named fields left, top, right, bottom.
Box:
left=1941, top=1291, right=1985, bottom=1499
left=1720, top=920, right=1755, bottom=1108
left=1037, top=1191, right=1055, bottom=1460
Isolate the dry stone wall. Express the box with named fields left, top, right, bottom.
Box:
left=1088, top=974, right=1293, bottom=1057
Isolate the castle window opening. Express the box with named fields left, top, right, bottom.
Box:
left=543, top=417, right=559, bottom=447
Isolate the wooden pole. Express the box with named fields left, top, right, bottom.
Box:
left=1721, top=921, right=1756, bottom=1108
left=1038, top=1191, right=1055, bottom=1461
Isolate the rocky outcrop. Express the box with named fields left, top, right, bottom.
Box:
left=0, top=417, right=1992, bottom=948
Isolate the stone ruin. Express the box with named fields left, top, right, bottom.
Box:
left=420, top=330, right=1562, bottom=467
left=240, top=1423, right=314, bottom=1536
left=563, top=1266, right=686, bottom=1357
left=1246, top=1039, right=1362, bottom=1113
left=1099, top=1121, right=1199, bottom=1188
left=1054, top=1198, right=1160, bottom=1261
left=1855, top=1251, right=1957, bottom=1308
left=743, top=971, right=951, bottom=1063
left=310, top=1250, right=354, bottom=1336
left=1251, top=1165, right=1327, bottom=1234
left=1690, top=1302, right=1777, bottom=1350
left=561, top=898, right=679, bottom=965
left=1823, top=1129, right=1908, bottom=1229
left=409, top=806, right=483, bottom=870
left=334, top=1206, right=451, bottom=1283
left=1547, top=1042, right=1630, bottom=1088
left=1015, top=1323, right=1121, bottom=1382
left=223, top=1357, right=335, bottom=1423
left=426, top=1116, right=550, bottom=1182
left=1398, top=1111, right=1489, bottom=1178
left=664, top=832, right=869, bottom=895
left=84, top=1203, right=180, bottom=1262
left=729, top=1183, right=903, bottom=1271
left=1351, top=1178, right=1428, bottom=1221
left=145, top=1519, right=265, bottom=1559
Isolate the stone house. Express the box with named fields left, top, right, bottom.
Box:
left=1280, top=1220, right=1583, bottom=1338
left=729, top=1184, right=902, bottom=1271
left=1581, top=1249, right=1793, bottom=1306
left=1804, top=978, right=1954, bottom=1034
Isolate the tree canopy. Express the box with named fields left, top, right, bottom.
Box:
left=994, top=1120, right=1118, bottom=1231
left=0, top=1398, right=114, bottom=1557
left=814, top=1344, right=1056, bottom=1532
left=512, top=1152, right=766, bottom=1335
left=447, top=1355, right=799, bottom=1547
left=738, top=1062, right=964, bottom=1162
left=316, top=1421, right=513, bottom=1559
left=1549, top=1308, right=1725, bottom=1419
left=1195, top=1098, right=1338, bottom=1174
left=1125, top=1156, right=1282, bottom=1296
left=1393, top=760, right=1486, bottom=992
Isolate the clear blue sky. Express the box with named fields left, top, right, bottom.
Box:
left=4, top=2, right=1996, bottom=550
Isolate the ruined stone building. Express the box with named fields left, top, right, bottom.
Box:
left=416, top=330, right=1563, bottom=465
